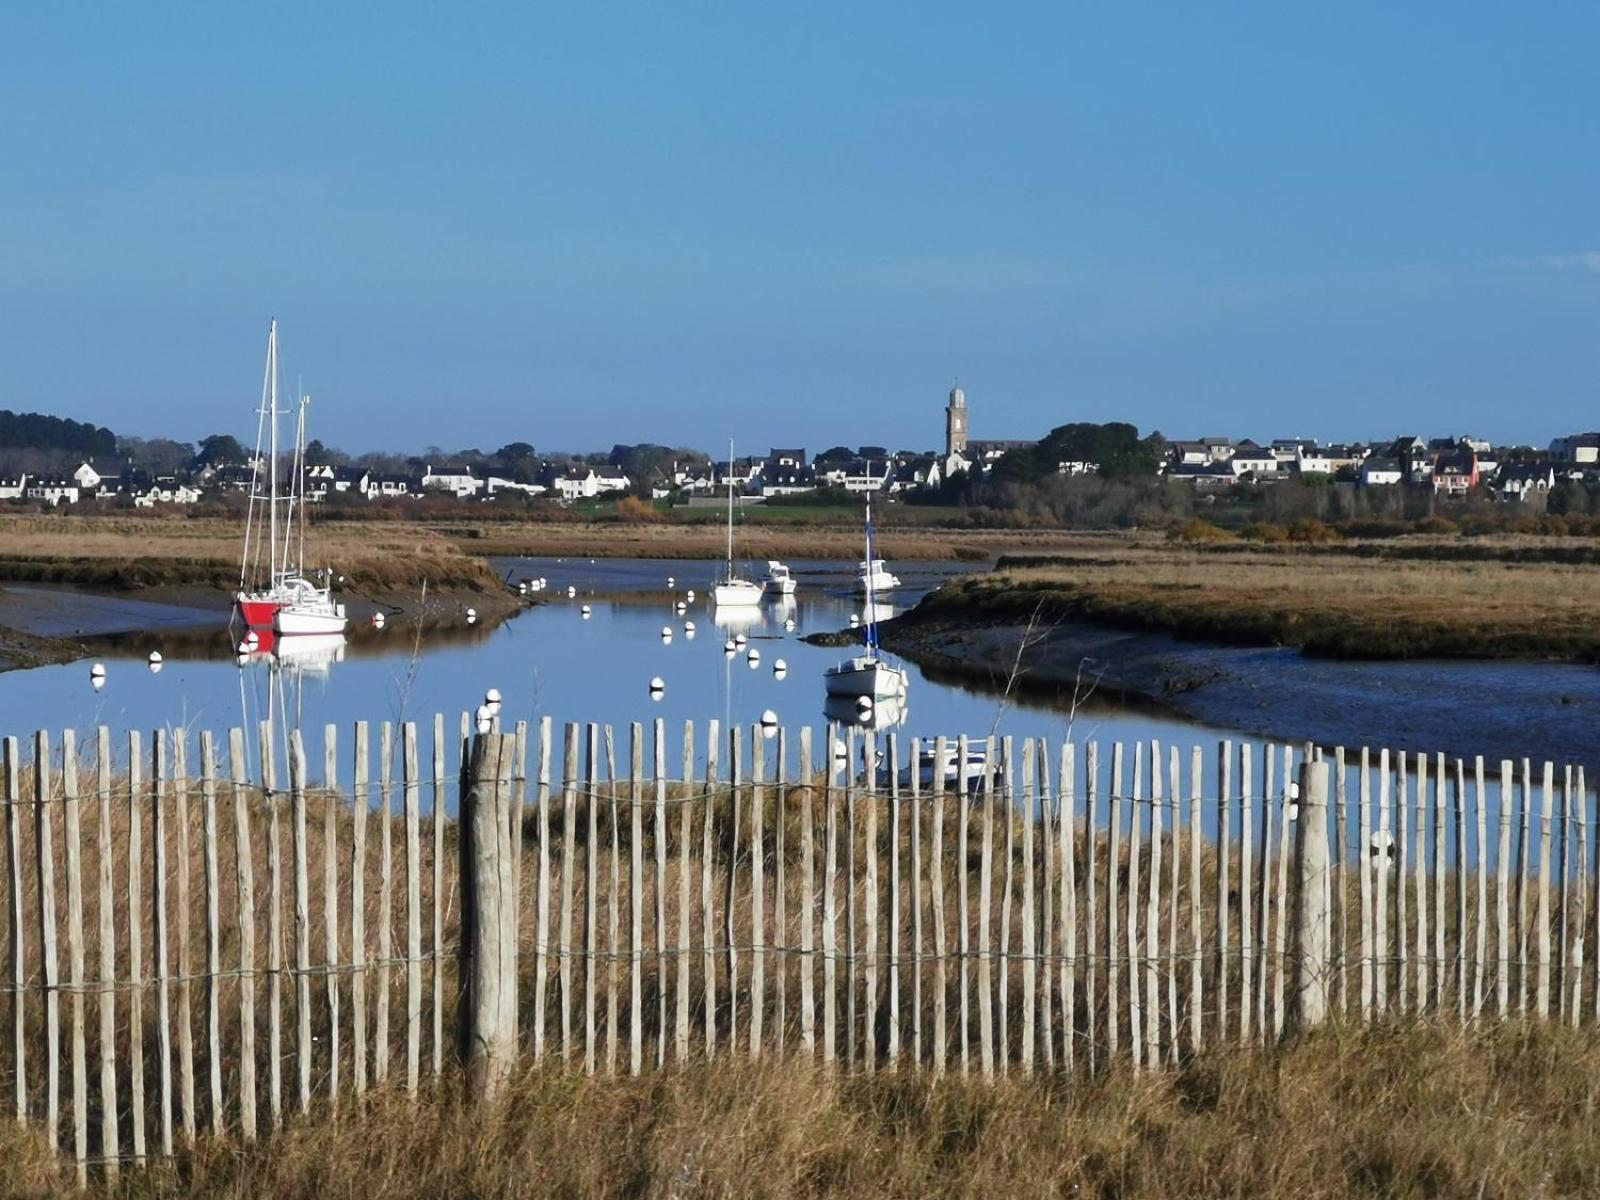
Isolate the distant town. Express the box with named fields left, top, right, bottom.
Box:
left=0, top=387, right=1593, bottom=512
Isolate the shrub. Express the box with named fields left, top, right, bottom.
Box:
left=612, top=495, right=665, bottom=523
left=1239, top=522, right=1289, bottom=544
left=1166, top=518, right=1234, bottom=543
left=1413, top=515, right=1458, bottom=536
left=1287, top=517, right=1339, bottom=544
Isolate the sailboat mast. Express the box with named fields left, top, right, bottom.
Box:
left=725, top=437, right=735, bottom=580
left=863, top=494, right=879, bottom=656
left=241, top=322, right=274, bottom=591
left=279, top=394, right=307, bottom=580
left=267, top=320, right=280, bottom=582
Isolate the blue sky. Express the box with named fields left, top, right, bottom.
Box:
left=1, top=4, right=1596, bottom=454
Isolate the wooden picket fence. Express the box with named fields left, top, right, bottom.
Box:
left=0, top=714, right=1594, bottom=1182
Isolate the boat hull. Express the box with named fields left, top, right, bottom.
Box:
left=713, top=581, right=764, bottom=607
left=824, top=656, right=908, bottom=699
left=236, top=595, right=284, bottom=628
left=274, top=604, right=347, bottom=636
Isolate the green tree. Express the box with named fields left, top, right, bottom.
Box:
left=194, top=433, right=247, bottom=466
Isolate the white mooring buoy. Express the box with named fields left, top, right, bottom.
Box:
left=148, top=651, right=163, bottom=675
left=581, top=605, right=592, bottom=619
left=760, top=709, right=778, bottom=737
left=649, top=676, right=665, bottom=699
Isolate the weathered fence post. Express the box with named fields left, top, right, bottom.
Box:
left=459, top=732, right=519, bottom=1101
left=1291, top=757, right=1332, bottom=1031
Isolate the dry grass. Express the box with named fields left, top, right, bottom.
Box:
left=0, top=1022, right=1596, bottom=1197
left=923, top=540, right=1600, bottom=659
left=0, top=514, right=506, bottom=599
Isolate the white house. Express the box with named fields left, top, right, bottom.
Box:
left=28, top=480, right=80, bottom=506
left=941, top=449, right=973, bottom=480
left=1359, top=457, right=1403, bottom=487
left=419, top=464, right=483, bottom=498
left=592, top=467, right=630, bottom=494
left=74, top=458, right=132, bottom=492
left=838, top=460, right=894, bottom=493
left=554, top=468, right=631, bottom=501
left=672, top=463, right=716, bottom=493
left=1495, top=464, right=1556, bottom=500
left=364, top=474, right=413, bottom=499
left=133, top=483, right=201, bottom=508
left=0, top=475, right=28, bottom=501
left=1229, top=444, right=1277, bottom=478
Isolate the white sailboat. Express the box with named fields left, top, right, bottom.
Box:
left=272, top=392, right=347, bottom=636
left=236, top=320, right=294, bottom=628
left=712, top=439, right=764, bottom=607
left=824, top=495, right=909, bottom=701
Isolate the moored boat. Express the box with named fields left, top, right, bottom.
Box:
left=713, top=438, right=764, bottom=607
left=825, top=495, right=909, bottom=702
left=854, top=558, right=901, bottom=595
left=761, top=560, right=797, bottom=596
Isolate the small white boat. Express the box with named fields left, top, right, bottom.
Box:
left=855, top=558, right=901, bottom=594
left=823, top=654, right=907, bottom=700
left=825, top=496, right=909, bottom=701
left=894, top=741, right=996, bottom=794
left=273, top=575, right=347, bottom=636
left=761, top=560, right=797, bottom=596
left=713, top=438, right=764, bottom=607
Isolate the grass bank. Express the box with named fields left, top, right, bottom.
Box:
left=0, top=514, right=510, bottom=605
left=5, top=1024, right=1597, bottom=1197
left=916, top=540, right=1600, bottom=660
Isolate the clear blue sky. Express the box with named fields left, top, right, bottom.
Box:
left=2, top=3, right=1596, bottom=455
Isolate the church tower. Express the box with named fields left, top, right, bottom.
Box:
left=945, top=385, right=968, bottom=459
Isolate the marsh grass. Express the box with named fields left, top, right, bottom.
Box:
left=3, top=1022, right=1600, bottom=1197
left=930, top=542, right=1600, bottom=659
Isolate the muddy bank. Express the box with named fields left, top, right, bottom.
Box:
left=0, top=580, right=532, bottom=672
left=866, top=614, right=1600, bottom=773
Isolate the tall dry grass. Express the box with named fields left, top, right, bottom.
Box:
left=930, top=543, right=1600, bottom=658
left=3, top=1022, right=1599, bottom=1197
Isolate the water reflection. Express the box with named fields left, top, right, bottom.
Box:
left=823, top=692, right=908, bottom=731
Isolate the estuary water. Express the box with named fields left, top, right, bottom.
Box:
left=0, top=557, right=1588, bottom=854
left=5, top=557, right=1237, bottom=783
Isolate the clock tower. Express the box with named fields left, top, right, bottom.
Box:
left=945, top=385, right=968, bottom=459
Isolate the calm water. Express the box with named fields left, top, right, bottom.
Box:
left=8, top=557, right=1240, bottom=781
left=0, top=558, right=1581, bottom=857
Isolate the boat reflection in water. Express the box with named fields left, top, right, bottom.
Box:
left=710, top=603, right=765, bottom=637
left=236, top=630, right=348, bottom=776
left=823, top=692, right=907, bottom=732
